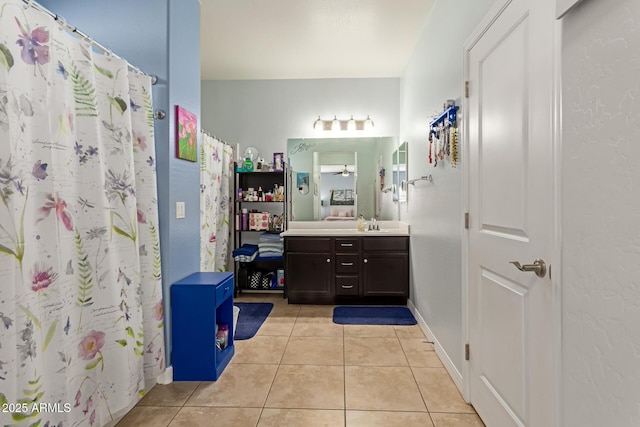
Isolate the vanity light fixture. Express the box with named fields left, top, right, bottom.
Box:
left=312, top=115, right=375, bottom=132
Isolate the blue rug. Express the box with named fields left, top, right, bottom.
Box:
left=333, top=306, right=417, bottom=325
left=234, top=303, right=273, bottom=340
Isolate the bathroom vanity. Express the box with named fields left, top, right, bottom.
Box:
left=281, top=222, right=409, bottom=304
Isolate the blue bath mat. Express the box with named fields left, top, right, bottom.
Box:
left=234, top=302, right=273, bottom=340
left=333, top=306, right=417, bottom=325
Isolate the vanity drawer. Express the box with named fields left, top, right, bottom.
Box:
left=335, top=238, right=359, bottom=252
left=286, top=237, right=332, bottom=252
left=335, top=255, right=359, bottom=273
left=335, top=275, right=359, bottom=296
left=362, top=236, right=409, bottom=252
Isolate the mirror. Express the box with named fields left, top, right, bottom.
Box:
left=393, top=141, right=407, bottom=203
left=288, top=137, right=399, bottom=221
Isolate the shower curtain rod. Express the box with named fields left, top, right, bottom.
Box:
left=201, top=129, right=233, bottom=148
left=22, top=0, right=158, bottom=85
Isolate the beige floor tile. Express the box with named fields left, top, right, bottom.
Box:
left=412, top=368, right=475, bottom=413
left=258, top=408, right=345, bottom=427
left=138, top=381, right=199, bottom=406
left=343, top=324, right=398, bottom=337
left=281, top=336, right=344, bottom=365
left=291, top=318, right=344, bottom=337
left=255, top=316, right=297, bottom=336
left=297, top=305, right=336, bottom=319
left=431, top=412, right=485, bottom=427
left=116, top=406, right=179, bottom=427
left=400, top=339, right=442, bottom=368
left=231, top=335, right=289, bottom=364
left=169, top=407, right=261, bottom=427
left=346, top=410, right=434, bottom=427
left=345, top=366, right=426, bottom=412
left=394, top=325, right=427, bottom=339
left=344, top=337, right=408, bottom=366
left=185, top=364, right=278, bottom=407
left=265, top=364, right=345, bottom=409
left=269, top=304, right=302, bottom=316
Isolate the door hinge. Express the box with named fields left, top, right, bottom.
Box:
left=464, top=212, right=469, bottom=229
left=465, top=343, right=470, bottom=361
left=465, top=81, right=470, bottom=98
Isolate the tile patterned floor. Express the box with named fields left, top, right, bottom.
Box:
left=117, top=294, right=485, bottom=427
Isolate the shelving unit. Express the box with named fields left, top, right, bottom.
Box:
left=233, top=163, right=291, bottom=296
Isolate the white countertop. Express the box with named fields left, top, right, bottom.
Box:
left=281, top=221, right=410, bottom=237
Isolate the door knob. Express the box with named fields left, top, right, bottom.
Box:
left=510, top=259, right=546, bottom=278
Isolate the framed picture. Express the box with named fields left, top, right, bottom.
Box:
left=176, top=105, right=197, bottom=162
left=296, top=172, right=309, bottom=195
left=273, top=152, right=284, bottom=171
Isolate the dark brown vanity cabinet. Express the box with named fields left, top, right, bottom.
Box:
left=285, top=237, right=333, bottom=303
left=285, top=235, right=409, bottom=304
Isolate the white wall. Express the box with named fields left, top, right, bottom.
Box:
left=399, top=0, right=494, bottom=374
left=201, top=78, right=400, bottom=158
left=561, top=0, right=640, bottom=425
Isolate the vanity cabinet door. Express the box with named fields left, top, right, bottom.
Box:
left=362, top=237, right=409, bottom=298
left=362, top=253, right=408, bottom=297
left=285, top=237, right=333, bottom=303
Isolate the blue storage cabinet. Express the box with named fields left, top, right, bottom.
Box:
left=171, top=272, right=235, bottom=381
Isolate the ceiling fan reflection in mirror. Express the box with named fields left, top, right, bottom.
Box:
left=331, top=165, right=354, bottom=176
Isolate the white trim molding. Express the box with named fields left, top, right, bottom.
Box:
left=408, top=300, right=464, bottom=395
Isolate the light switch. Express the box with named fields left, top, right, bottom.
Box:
left=176, top=202, right=185, bottom=219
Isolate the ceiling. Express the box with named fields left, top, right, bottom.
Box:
left=200, top=0, right=435, bottom=80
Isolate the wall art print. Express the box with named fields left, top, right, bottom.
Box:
left=176, top=105, right=197, bottom=161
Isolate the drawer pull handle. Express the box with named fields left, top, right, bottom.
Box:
left=341, top=262, right=354, bottom=266
left=327, top=258, right=331, bottom=263
left=224, top=287, right=229, bottom=293
left=341, top=285, right=354, bottom=289
left=340, top=243, right=353, bottom=247
left=364, top=259, right=368, bottom=263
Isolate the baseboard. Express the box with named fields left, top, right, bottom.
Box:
left=156, top=366, right=173, bottom=385
left=407, top=300, right=464, bottom=395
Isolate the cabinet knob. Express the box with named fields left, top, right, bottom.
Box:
left=364, top=259, right=368, bottom=263
left=326, top=258, right=331, bottom=263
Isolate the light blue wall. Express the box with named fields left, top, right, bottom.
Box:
left=201, top=78, right=400, bottom=157
left=39, top=0, right=201, bottom=365
left=399, top=0, right=494, bottom=373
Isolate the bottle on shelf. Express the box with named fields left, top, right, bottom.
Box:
left=243, top=157, right=254, bottom=172
left=241, top=208, right=249, bottom=230
left=237, top=187, right=243, bottom=201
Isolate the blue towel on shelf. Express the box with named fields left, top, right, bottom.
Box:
left=258, top=251, right=283, bottom=258
left=232, top=244, right=258, bottom=257
left=259, top=232, right=283, bottom=242
left=258, top=242, right=284, bottom=251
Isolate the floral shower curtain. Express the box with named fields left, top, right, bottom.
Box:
left=0, top=1, right=164, bottom=426
left=200, top=132, right=233, bottom=271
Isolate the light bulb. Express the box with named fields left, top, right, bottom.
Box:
left=342, top=166, right=349, bottom=177
left=347, top=115, right=356, bottom=131
left=331, top=116, right=340, bottom=131
left=364, top=115, right=374, bottom=131
left=313, top=116, right=323, bottom=131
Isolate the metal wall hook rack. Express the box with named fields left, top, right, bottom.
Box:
left=407, top=175, right=433, bottom=186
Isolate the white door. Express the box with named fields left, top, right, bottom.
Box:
left=466, top=0, right=555, bottom=426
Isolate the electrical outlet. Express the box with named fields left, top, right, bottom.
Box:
left=176, top=202, right=185, bottom=219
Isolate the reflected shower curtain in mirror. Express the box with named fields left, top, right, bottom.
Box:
left=0, top=1, right=165, bottom=425
left=200, top=132, right=233, bottom=271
